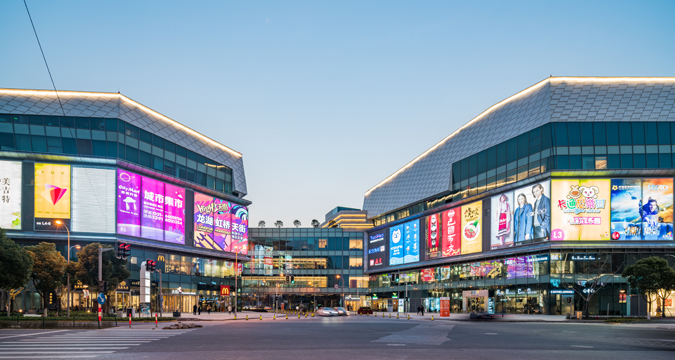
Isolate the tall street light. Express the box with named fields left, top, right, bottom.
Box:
left=56, top=220, right=79, bottom=318
left=336, top=275, right=344, bottom=308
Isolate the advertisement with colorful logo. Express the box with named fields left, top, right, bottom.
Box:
left=461, top=201, right=482, bottom=254
left=141, top=177, right=165, bottom=241
left=163, top=184, right=185, bottom=244
left=193, top=192, right=217, bottom=249
left=0, top=161, right=21, bottom=230
left=389, top=223, right=405, bottom=266
left=214, top=199, right=233, bottom=252
left=230, top=204, right=248, bottom=255
left=490, top=182, right=551, bottom=249
left=610, top=179, right=642, bottom=240
left=641, top=179, right=673, bottom=240
left=442, top=208, right=461, bottom=257
left=402, top=219, right=420, bottom=264
left=426, top=213, right=441, bottom=259
left=551, top=179, right=611, bottom=241
left=116, top=169, right=141, bottom=237
left=421, top=268, right=435, bottom=282
left=367, top=230, right=387, bottom=268
left=34, top=163, right=71, bottom=230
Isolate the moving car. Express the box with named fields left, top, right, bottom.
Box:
left=357, top=307, right=373, bottom=315
left=335, top=307, right=350, bottom=316
left=316, top=307, right=338, bottom=316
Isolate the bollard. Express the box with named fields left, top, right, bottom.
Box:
left=382, top=313, right=385, bottom=318
left=246, top=315, right=248, bottom=320
left=286, top=314, right=288, bottom=319
left=389, top=313, right=391, bottom=318
left=432, top=315, right=434, bottom=321
left=260, top=314, right=262, bottom=320
left=234, top=314, right=237, bottom=320
left=298, top=313, right=300, bottom=319
left=397, top=313, right=399, bottom=319
left=273, top=314, right=276, bottom=320
left=407, top=314, right=410, bottom=320
left=305, top=313, right=307, bottom=318
left=128, top=313, right=131, bottom=328
left=155, top=313, right=158, bottom=328
left=312, top=312, right=314, bottom=317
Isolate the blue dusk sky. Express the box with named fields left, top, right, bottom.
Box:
left=2, top=1, right=674, bottom=226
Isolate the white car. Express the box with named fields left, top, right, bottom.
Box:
left=335, top=307, right=350, bottom=316
left=316, top=307, right=338, bottom=316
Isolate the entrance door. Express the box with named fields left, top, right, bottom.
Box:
left=467, top=297, right=485, bottom=312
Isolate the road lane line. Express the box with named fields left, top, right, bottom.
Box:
left=0, top=330, right=69, bottom=340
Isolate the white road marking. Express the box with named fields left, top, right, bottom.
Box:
left=485, top=333, right=498, bottom=335
left=571, top=345, right=593, bottom=348
left=0, top=330, right=68, bottom=340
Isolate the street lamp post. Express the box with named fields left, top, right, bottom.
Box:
left=234, top=251, right=238, bottom=316
left=55, top=221, right=72, bottom=318
left=336, top=275, right=344, bottom=308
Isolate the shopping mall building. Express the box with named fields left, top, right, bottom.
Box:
left=0, top=88, right=250, bottom=314
left=363, top=77, right=675, bottom=317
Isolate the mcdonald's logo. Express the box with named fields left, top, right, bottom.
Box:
left=220, top=285, right=231, bottom=296
left=158, top=255, right=166, bottom=262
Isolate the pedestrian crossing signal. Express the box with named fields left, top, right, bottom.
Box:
left=291, top=276, right=295, bottom=284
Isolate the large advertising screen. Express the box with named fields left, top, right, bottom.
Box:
left=425, top=207, right=461, bottom=260
left=610, top=178, right=673, bottom=240
left=34, top=163, right=71, bottom=230
left=551, top=179, right=611, bottom=241
left=194, top=193, right=234, bottom=252
left=0, top=161, right=21, bottom=230
left=230, top=204, right=249, bottom=255
left=116, top=169, right=185, bottom=244
left=461, top=201, right=482, bottom=255
left=117, top=169, right=141, bottom=237
left=389, top=219, right=419, bottom=266
left=490, top=181, right=551, bottom=250
left=72, top=167, right=115, bottom=233
left=367, top=230, right=387, bottom=269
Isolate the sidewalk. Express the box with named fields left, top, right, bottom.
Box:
left=175, top=310, right=307, bottom=321
left=367, top=312, right=567, bottom=322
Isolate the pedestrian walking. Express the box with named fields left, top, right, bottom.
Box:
left=198, top=305, right=202, bottom=315
left=228, top=305, right=232, bottom=314
left=417, top=305, right=421, bottom=315
left=207, top=305, right=212, bottom=315
left=420, top=306, right=424, bottom=316
left=193, top=304, right=197, bottom=315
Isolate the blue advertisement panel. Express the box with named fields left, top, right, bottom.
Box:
left=610, top=179, right=642, bottom=240
left=389, top=224, right=404, bottom=266
left=403, top=219, right=420, bottom=264
left=609, top=178, right=673, bottom=240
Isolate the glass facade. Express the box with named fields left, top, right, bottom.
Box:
left=242, top=228, right=367, bottom=311
left=0, top=114, right=234, bottom=194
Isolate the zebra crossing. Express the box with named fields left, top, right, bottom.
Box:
left=0, top=328, right=194, bottom=359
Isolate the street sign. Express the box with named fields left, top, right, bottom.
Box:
left=334, top=284, right=339, bottom=289
left=97, top=293, right=106, bottom=305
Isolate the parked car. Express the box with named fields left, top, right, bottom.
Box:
left=335, top=307, right=350, bottom=316
left=357, top=307, right=374, bottom=315
left=316, top=307, right=338, bottom=316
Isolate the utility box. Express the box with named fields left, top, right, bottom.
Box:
left=575, top=311, right=583, bottom=319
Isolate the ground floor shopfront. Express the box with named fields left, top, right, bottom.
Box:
left=367, top=250, right=675, bottom=317
left=241, top=291, right=369, bottom=312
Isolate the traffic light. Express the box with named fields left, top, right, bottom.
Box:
left=116, top=242, right=131, bottom=260
left=146, top=259, right=156, bottom=272
left=98, top=280, right=108, bottom=293
left=291, top=275, right=295, bottom=284
left=286, top=275, right=290, bottom=283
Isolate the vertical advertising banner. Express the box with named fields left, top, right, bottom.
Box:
left=442, top=208, right=461, bottom=257
left=641, top=178, right=673, bottom=240
left=194, top=192, right=218, bottom=250
left=551, top=179, right=611, bottom=241
left=214, top=199, right=232, bottom=252
left=141, top=177, right=165, bottom=241
left=163, top=184, right=185, bottom=244
left=389, top=223, right=404, bottom=266
left=230, top=204, right=249, bottom=255
left=610, top=179, right=642, bottom=240
left=461, top=201, right=482, bottom=254
left=117, top=169, right=141, bottom=237
left=403, top=219, right=420, bottom=264
left=490, top=193, right=514, bottom=250
left=367, top=230, right=387, bottom=268
left=0, top=161, right=21, bottom=229
left=34, top=164, right=71, bottom=230
left=440, top=297, right=450, bottom=317
left=72, top=167, right=115, bottom=233
left=426, top=213, right=441, bottom=259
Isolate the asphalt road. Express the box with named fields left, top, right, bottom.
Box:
left=0, top=316, right=673, bottom=359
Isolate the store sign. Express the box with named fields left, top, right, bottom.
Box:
left=571, top=255, right=596, bottom=261
left=34, top=163, right=71, bottom=230
left=551, top=289, right=574, bottom=295
left=220, top=285, right=231, bottom=296
left=0, top=161, right=21, bottom=229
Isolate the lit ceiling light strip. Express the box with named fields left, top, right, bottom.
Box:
left=0, top=88, right=242, bottom=158
left=363, top=76, right=675, bottom=197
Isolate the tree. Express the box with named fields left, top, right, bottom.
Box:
left=274, top=220, right=283, bottom=228
left=311, top=219, right=320, bottom=228
left=561, top=254, right=621, bottom=319
left=258, top=220, right=266, bottom=228
left=623, top=256, right=675, bottom=319
left=0, top=230, right=33, bottom=316
left=293, top=220, right=301, bottom=228
left=70, top=243, right=130, bottom=310
left=26, top=242, right=66, bottom=313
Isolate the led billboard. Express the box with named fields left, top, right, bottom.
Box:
left=0, top=161, right=21, bottom=229
left=72, top=167, right=115, bottom=233
left=389, top=219, right=419, bottom=265
left=551, top=179, right=611, bottom=241
left=461, top=201, right=482, bottom=254
left=367, top=230, right=387, bottom=269
left=34, top=163, right=71, bottom=230
left=610, top=178, right=673, bottom=240
left=117, top=169, right=141, bottom=237
left=231, top=204, right=249, bottom=255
